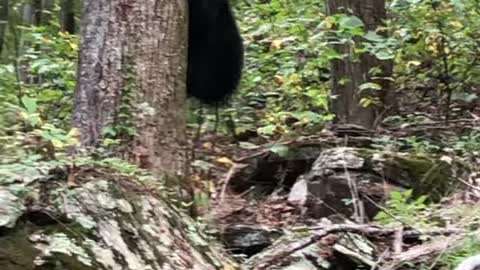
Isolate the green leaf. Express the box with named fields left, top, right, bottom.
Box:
left=339, top=16, right=365, bottom=29
left=191, top=160, right=215, bottom=171
left=364, top=31, right=384, bottom=42
left=270, top=145, right=289, bottom=157
left=239, top=142, right=260, bottom=150
left=390, top=191, right=403, bottom=201
left=359, top=82, right=382, bottom=92
left=258, top=125, right=277, bottom=136
left=21, top=96, right=38, bottom=114
left=450, top=0, right=465, bottom=14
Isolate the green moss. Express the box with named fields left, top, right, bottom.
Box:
left=393, top=155, right=457, bottom=201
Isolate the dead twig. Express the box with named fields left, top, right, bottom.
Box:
left=254, top=224, right=463, bottom=270
left=219, top=163, right=248, bottom=203
left=299, top=224, right=463, bottom=239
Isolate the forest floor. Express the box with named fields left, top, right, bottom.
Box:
left=188, top=102, right=480, bottom=268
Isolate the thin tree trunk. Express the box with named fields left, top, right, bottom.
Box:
left=0, top=0, right=8, bottom=55
left=40, top=0, right=55, bottom=24
left=73, top=0, right=188, bottom=177
left=22, top=3, right=33, bottom=25
left=23, top=0, right=55, bottom=26
left=327, top=0, right=394, bottom=129
left=60, top=0, right=75, bottom=33
left=32, top=0, right=41, bottom=25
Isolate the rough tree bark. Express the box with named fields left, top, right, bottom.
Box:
left=327, top=0, right=394, bottom=129
left=0, top=2, right=232, bottom=268
left=73, top=0, right=188, bottom=177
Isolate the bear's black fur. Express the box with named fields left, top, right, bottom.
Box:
left=187, top=0, right=244, bottom=105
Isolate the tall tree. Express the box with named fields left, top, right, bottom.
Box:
left=18, top=0, right=55, bottom=26
left=0, top=2, right=234, bottom=268
left=327, top=0, right=394, bottom=129
left=60, top=0, right=75, bottom=33
left=0, top=0, right=7, bottom=55
left=73, top=0, right=188, bottom=177
left=32, top=0, right=42, bottom=25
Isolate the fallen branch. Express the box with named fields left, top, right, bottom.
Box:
left=384, top=234, right=464, bottom=269
left=300, top=224, right=464, bottom=239
left=252, top=224, right=464, bottom=270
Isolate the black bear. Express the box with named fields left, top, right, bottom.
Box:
left=187, top=0, right=244, bottom=105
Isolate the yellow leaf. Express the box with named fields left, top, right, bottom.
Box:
left=273, top=75, right=284, bottom=86
left=407, top=61, right=421, bottom=68
left=323, top=16, right=336, bottom=29
left=51, top=139, right=64, bottom=148
left=216, top=157, right=234, bottom=166
left=427, top=45, right=438, bottom=54
left=70, top=43, right=79, bottom=51
left=191, top=175, right=202, bottom=182
left=449, top=21, right=463, bottom=28
left=19, top=111, right=28, bottom=120
left=203, top=180, right=215, bottom=193
left=270, top=39, right=283, bottom=50
left=202, top=142, right=213, bottom=150
left=67, top=128, right=80, bottom=138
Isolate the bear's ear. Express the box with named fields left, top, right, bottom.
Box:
left=186, top=0, right=244, bottom=105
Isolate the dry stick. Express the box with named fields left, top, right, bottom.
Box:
left=393, top=227, right=404, bottom=255
left=428, top=248, right=448, bottom=270
left=233, top=138, right=293, bottom=162
left=385, top=236, right=461, bottom=270
left=429, top=231, right=480, bottom=269
left=340, top=136, right=365, bottom=223
left=388, top=231, right=480, bottom=269
left=428, top=230, right=480, bottom=270
left=252, top=228, right=337, bottom=270
left=255, top=224, right=463, bottom=270
left=344, top=156, right=364, bottom=223
left=219, top=163, right=247, bottom=203
left=455, top=176, right=480, bottom=193
left=371, top=249, right=390, bottom=270
left=362, top=195, right=423, bottom=235
left=191, top=106, right=205, bottom=161
left=301, top=224, right=463, bottom=239
left=387, top=118, right=480, bottom=132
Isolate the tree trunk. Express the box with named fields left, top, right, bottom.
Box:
left=327, top=0, right=393, bottom=129
left=32, top=0, right=42, bottom=25
left=40, top=0, right=55, bottom=24
left=21, top=0, right=54, bottom=26
left=60, top=0, right=75, bottom=33
left=0, top=0, right=7, bottom=55
left=73, top=0, right=188, bottom=177
left=22, top=3, right=33, bottom=25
